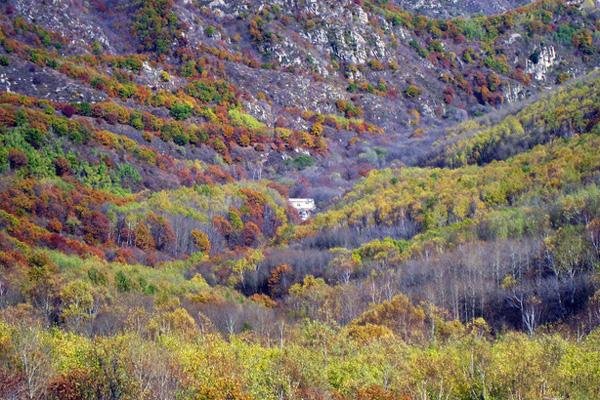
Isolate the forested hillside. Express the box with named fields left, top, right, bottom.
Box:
left=0, top=0, right=599, bottom=399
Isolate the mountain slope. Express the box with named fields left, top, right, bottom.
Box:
left=1, top=0, right=598, bottom=205
left=0, top=1, right=600, bottom=399
left=394, top=0, right=533, bottom=18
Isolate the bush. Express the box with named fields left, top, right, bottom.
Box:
left=180, top=61, right=196, bottom=77
left=459, top=18, right=486, bottom=40
left=76, top=102, right=92, bottom=116
left=0, top=55, right=8, bottom=66
left=290, top=154, right=315, bottom=170
left=61, top=104, right=77, bottom=118
left=191, top=230, right=211, bottom=253
left=347, top=82, right=359, bottom=93
left=572, top=29, right=594, bottom=55
left=169, top=102, right=193, bottom=120
left=23, top=126, right=44, bottom=148
left=117, top=163, right=142, bottom=187
left=54, top=157, right=71, bottom=176
left=186, top=80, right=235, bottom=104
left=228, top=108, right=264, bottom=130
left=335, top=100, right=363, bottom=118
left=204, top=26, right=217, bottom=37
left=462, top=48, right=477, bottom=63
left=7, top=148, right=28, bottom=169
left=68, top=124, right=91, bottom=144
left=92, top=40, right=103, bottom=55
left=409, top=39, right=428, bottom=58
left=160, top=71, right=171, bottom=82
left=428, top=40, right=444, bottom=53
left=172, top=129, right=189, bottom=146
left=115, top=270, right=133, bottom=292
left=129, top=112, right=144, bottom=130
left=484, top=55, right=509, bottom=74
left=404, top=84, right=422, bottom=98
left=555, top=23, right=577, bottom=45
left=118, top=83, right=136, bottom=99
left=88, top=267, right=108, bottom=285
left=368, top=59, right=385, bottom=71
left=160, top=121, right=184, bottom=142
left=133, top=0, right=181, bottom=55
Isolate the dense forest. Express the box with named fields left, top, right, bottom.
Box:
left=0, top=0, right=599, bottom=399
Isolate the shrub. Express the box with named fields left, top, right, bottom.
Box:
left=191, top=230, right=211, bottom=253
left=51, top=119, right=68, bottom=136
left=428, top=40, right=444, bottom=53
left=129, top=111, right=144, bottom=130
left=76, top=102, right=92, bottom=116
left=347, top=82, right=359, bottom=93
left=91, top=40, right=103, bottom=55
left=459, top=18, right=485, bottom=40
left=115, top=270, right=132, bottom=292
left=68, top=124, right=91, bottom=144
left=88, top=267, right=108, bottom=285
left=335, top=100, right=363, bottom=118
left=61, top=104, right=77, bottom=118
left=484, top=55, right=509, bottom=74
left=462, top=48, right=477, bottom=64
left=180, top=61, right=196, bottom=77
left=242, top=222, right=261, bottom=247
left=555, top=23, right=577, bottom=45
left=7, top=148, right=27, bottom=169
left=54, top=157, right=71, bottom=176
left=160, top=70, right=171, bottom=82
left=572, top=29, right=594, bottom=55
left=311, top=122, right=324, bottom=136
left=368, top=59, right=385, bottom=71
left=409, top=39, right=428, bottom=58
left=118, top=83, right=136, bottom=99
left=169, top=102, right=193, bottom=120
left=404, top=84, right=422, bottom=98
left=186, top=80, right=235, bottom=104
left=204, top=26, right=217, bottom=37
left=172, top=129, right=189, bottom=146
left=133, top=0, right=181, bottom=55
left=228, top=108, right=264, bottom=130
left=556, top=72, right=571, bottom=84
left=117, top=163, right=142, bottom=187
left=160, top=121, right=185, bottom=142
left=290, top=154, right=315, bottom=170
left=23, top=126, right=44, bottom=148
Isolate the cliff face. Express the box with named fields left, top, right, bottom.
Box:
left=392, top=0, right=533, bottom=18
left=185, top=0, right=597, bottom=137
left=4, top=1, right=598, bottom=126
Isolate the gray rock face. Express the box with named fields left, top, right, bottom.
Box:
left=392, top=0, right=532, bottom=18
left=11, top=0, right=134, bottom=54
left=0, top=55, right=106, bottom=103
left=525, top=46, right=558, bottom=81
left=3, top=0, right=597, bottom=143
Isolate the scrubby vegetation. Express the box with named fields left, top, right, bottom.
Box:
left=429, top=71, right=600, bottom=167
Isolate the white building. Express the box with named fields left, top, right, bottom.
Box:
left=289, top=198, right=316, bottom=221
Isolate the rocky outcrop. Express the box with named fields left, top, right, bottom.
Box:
left=0, top=54, right=106, bottom=102
left=526, top=46, right=557, bottom=82
left=11, top=0, right=131, bottom=54
left=3, top=0, right=598, bottom=140
left=393, top=0, right=532, bottom=18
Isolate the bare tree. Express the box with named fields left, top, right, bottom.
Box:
left=127, top=339, right=181, bottom=400
left=15, top=327, right=53, bottom=400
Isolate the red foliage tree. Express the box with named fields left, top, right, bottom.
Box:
left=242, top=221, right=261, bottom=247
left=8, top=149, right=28, bottom=169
